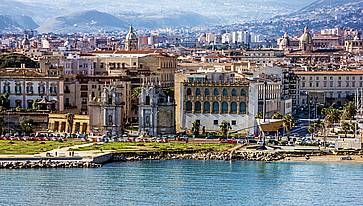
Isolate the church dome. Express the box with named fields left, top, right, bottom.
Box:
left=300, top=27, right=313, bottom=44
left=126, top=25, right=137, bottom=40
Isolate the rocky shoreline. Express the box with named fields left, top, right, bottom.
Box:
left=0, top=160, right=102, bottom=169
left=112, top=151, right=287, bottom=162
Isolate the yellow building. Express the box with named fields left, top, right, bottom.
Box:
left=48, top=113, right=90, bottom=134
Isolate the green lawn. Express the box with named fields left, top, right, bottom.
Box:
left=0, top=140, right=84, bottom=155
left=72, top=142, right=235, bottom=153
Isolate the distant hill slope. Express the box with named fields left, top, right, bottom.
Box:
left=226, top=0, right=363, bottom=37
left=119, top=12, right=213, bottom=29
left=0, top=15, right=38, bottom=32
left=38, top=10, right=128, bottom=33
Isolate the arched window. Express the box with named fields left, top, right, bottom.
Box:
left=230, top=102, right=237, bottom=113
left=187, top=88, right=192, bottom=96
left=212, top=102, right=219, bottom=113
left=203, top=102, right=210, bottom=113
left=195, top=101, right=201, bottom=113
left=213, top=88, right=219, bottom=96
left=186, top=101, right=192, bottom=112
left=241, top=89, right=247, bottom=96
left=231, top=88, right=237, bottom=96
left=222, top=101, right=228, bottom=113
left=239, top=102, right=247, bottom=114
left=222, top=89, right=228, bottom=96
left=195, top=88, right=201, bottom=96
left=204, top=88, right=210, bottom=96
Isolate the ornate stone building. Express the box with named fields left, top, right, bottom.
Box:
left=138, top=81, right=175, bottom=136
left=125, top=26, right=138, bottom=51
left=88, top=83, right=124, bottom=136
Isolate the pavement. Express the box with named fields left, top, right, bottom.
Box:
left=0, top=142, right=110, bottom=162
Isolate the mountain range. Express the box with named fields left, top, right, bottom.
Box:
left=0, top=0, right=361, bottom=34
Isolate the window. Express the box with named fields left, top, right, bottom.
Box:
left=231, top=120, right=236, bottom=125
left=239, top=102, right=247, bottom=114
left=222, top=89, right=228, bottom=96
left=221, top=102, right=228, bottom=113
left=203, top=102, right=210, bottom=113
left=316, top=82, right=319, bottom=87
left=26, top=85, right=33, bottom=94
left=323, top=82, right=327, bottom=87
left=15, top=100, right=22, bottom=108
left=15, top=84, right=22, bottom=94
left=302, top=82, right=305, bottom=87
left=352, top=82, right=356, bottom=87
left=330, top=81, right=333, bottom=87
left=186, top=88, right=192, bottom=96
left=338, top=81, right=342, bottom=87
left=204, top=88, right=210, bottom=96
left=195, top=88, right=201, bottom=96
left=231, top=88, right=237, bottom=96
left=240, top=89, right=247, bottom=96
left=230, top=102, right=237, bottom=113
left=214, top=120, right=218, bottom=125
left=324, top=77, right=327, bottom=80
left=145, top=96, right=150, bottom=105
left=186, top=101, right=192, bottom=112
left=194, top=101, right=201, bottom=113
left=212, top=102, right=219, bottom=113
left=316, top=77, right=319, bottom=80
left=346, top=81, right=349, bottom=87
left=213, top=88, right=219, bottom=96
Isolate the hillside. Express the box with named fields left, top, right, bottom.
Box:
left=0, top=15, right=38, bottom=32
left=37, top=10, right=128, bottom=33
left=224, top=0, right=363, bottom=37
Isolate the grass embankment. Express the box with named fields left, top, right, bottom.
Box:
left=0, top=140, right=84, bottom=155
left=73, top=142, right=235, bottom=153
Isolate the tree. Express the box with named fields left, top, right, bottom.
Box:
left=341, top=102, right=356, bottom=120
left=0, top=93, right=10, bottom=111
left=131, top=87, right=141, bottom=99
left=0, top=53, right=39, bottom=68
left=20, top=118, right=34, bottom=134
left=66, top=113, right=74, bottom=134
left=322, top=107, right=342, bottom=133
left=341, top=122, right=353, bottom=138
left=219, top=121, right=232, bottom=139
left=0, top=117, right=4, bottom=135
left=255, top=112, right=263, bottom=119
left=191, top=121, right=200, bottom=137
left=308, top=120, right=323, bottom=140
left=283, top=114, right=295, bottom=140
left=271, top=112, right=284, bottom=119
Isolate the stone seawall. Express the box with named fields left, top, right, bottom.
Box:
left=112, top=150, right=286, bottom=162
left=0, top=160, right=102, bottom=169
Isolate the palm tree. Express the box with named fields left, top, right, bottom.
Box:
left=283, top=114, right=295, bottom=141
left=322, top=107, right=342, bottom=133
left=341, top=122, right=353, bottom=138
left=66, top=113, right=75, bottom=134
left=191, top=121, right=200, bottom=137
left=219, top=121, right=232, bottom=139
left=308, top=120, right=323, bottom=140
left=341, top=101, right=356, bottom=120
